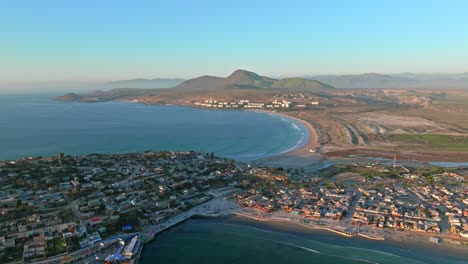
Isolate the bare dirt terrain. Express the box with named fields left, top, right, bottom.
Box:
left=268, top=89, right=468, bottom=164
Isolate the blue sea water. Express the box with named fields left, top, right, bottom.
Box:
left=0, top=94, right=307, bottom=162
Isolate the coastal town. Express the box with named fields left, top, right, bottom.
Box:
left=193, top=95, right=323, bottom=109
left=0, top=152, right=243, bottom=263
left=0, top=152, right=467, bottom=263
left=236, top=165, right=468, bottom=241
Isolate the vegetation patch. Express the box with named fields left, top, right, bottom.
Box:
left=390, top=134, right=468, bottom=151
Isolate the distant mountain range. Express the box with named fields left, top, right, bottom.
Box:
left=0, top=78, right=185, bottom=94
left=103, top=72, right=468, bottom=90
left=105, top=78, right=185, bottom=89
left=56, top=71, right=468, bottom=102
left=393, top=73, right=468, bottom=80
left=5, top=72, right=468, bottom=94
left=307, top=73, right=468, bottom=89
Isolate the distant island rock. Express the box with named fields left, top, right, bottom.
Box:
left=57, top=93, right=81, bottom=101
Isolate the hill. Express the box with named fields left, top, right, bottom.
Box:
left=309, top=73, right=468, bottom=89
left=174, top=69, right=333, bottom=91
left=56, top=88, right=157, bottom=102
left=311, top=73, right=418, bottom=88
left=56, top=69, right=334, bottom=102
left=271, top=77, right=334, bottom=91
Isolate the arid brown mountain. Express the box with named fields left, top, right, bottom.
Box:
left=57, top=70, right=335, bottom=102
left=174, top=69, right=333, bottom=91
left=174, top=69, right=276, bottom=90
left=311, top=73, right=418, bottom=88
left=309, top=73, right=468, bottom=89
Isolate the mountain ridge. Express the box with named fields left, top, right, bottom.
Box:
left=105, top=78, right=185, bottom=89
left=56, top=69, right=334, bottom=102
left=174, top=69, right=333, bottom=91
left=307, top=73, right=468, bottom=88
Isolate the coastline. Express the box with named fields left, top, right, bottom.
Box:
left=226, top=214, right=468, bottom=263
left=249, top=109, right=325, bottom=169
left=139, top=210, right=468, bottom=264
left=254, top=110, right=320, bottom=154
left=0, top=97, right=311, bottom=163
left=233, top=211, right=354, bottom=238
left=118, top=98, right=320, bottom=164
left=55, top=97, right=468, bottom=166
left=138, top=197, right=468, bottom=264
left=118, top=101, right=320, bottom=165
left=149, top=102, right=468, bottom=166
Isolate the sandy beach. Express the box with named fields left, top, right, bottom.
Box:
left=251, top=110, right=468, bottom=168
left=227, top=213, right=468, bottom=263
left=139, top=194, right=468, bottom=264
left=251, top=110, right=326, bottom=169
left=194, top=197, right=468, bottom=261
left=142, top=211, right=468, bottom=264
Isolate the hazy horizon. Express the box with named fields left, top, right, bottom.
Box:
left=3, top=69, right=468, bottom=94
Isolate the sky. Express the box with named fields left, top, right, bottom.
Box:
left=1, top=0, right=468, bottom=86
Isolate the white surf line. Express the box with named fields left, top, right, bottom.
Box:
left=282, top=242, right=321, bottom=254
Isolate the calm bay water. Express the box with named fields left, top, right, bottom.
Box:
left=0, top=94, right=307, bottom=162
left=139, top=217, right=468, bottom=264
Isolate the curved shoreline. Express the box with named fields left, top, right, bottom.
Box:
left=122, top=100, right=320, bottom=164
left=233, top=212, right=355, bottom=238
left=108, top=102, right=315, bottom=164
left=251, top=110, right=313, bottom=155
left=60, top=98, right=468, bottom=166
left=252, top=110, right=320, bottom=155
left=248, top=110, right=324, bottom=168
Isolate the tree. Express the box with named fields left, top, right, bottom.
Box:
left=15, top=199, right=22, bottom=208
left=98, top=203, right=106, bottom=213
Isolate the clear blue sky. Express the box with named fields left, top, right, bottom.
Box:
left=1, top=0, right=468, bottom=83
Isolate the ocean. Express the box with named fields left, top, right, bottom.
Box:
left=0, top=94, right=307, bottom=162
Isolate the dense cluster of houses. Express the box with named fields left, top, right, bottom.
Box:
left=352, top=171, right=468, bottom=236
left=0, top=151, right=246, bottom=262
left=273, top=93, right=324, bottom=105
left=195, top=98, right=293, bottom=109
left=233, top=164, right=468, bottom=240
left=0, top=151, right=466, bottom=262
left=234, top=167, right=354, bottom=221
left=352, top=187, right=441, bottom=233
